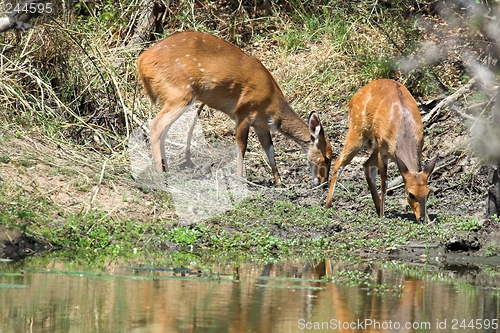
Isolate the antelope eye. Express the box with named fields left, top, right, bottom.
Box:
left=408, top=192, right=416, bottom=200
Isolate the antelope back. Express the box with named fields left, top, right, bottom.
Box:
left=346, top=79, right=424, bottom=161
left=137, top=31, right=285, bottom=119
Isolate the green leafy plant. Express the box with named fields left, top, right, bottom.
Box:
left=455, top=218, right=481, bottom=232
left=167, top=227, right=202, bottom=246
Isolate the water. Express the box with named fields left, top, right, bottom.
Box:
left=0, top=258, right=499, bottom=333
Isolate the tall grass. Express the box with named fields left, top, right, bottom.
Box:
left=0, top=0, right=458, bottom=150
left=0, top=28, right=133, bottom=152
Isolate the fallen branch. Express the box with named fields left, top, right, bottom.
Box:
left=422, top=78, right=476, bottom=124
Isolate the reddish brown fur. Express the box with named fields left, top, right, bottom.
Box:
left=324, top=79, right=437, bottom=222
left=137, top=31, right=332, bottom=185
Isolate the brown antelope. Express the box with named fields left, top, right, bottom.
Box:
left=324, top=79, right=437, bottom=222
left=137, top=31, right=332, bottom=186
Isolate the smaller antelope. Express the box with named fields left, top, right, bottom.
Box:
left=137, top=31, right=332, bottom=186
left=324, top=79, right=437, bottom=222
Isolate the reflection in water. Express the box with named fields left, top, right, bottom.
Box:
left=0, top=259, right=499, bottom=333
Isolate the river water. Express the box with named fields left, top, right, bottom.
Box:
left=0, top=256, right=499, bottom=333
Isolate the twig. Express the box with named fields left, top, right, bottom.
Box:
left=90, top=159, right=108, bottom=207
left=124, top=106, right=150, bottom=135
left=469, top=92, right=497, bottom=132
left=4, top=231, right=13, bottom=243
left=111, top=75, right=130, bottom=139
left=304, top=181, right=329, bottom=192
left=225, top=174, right=288, bottom=190
left=99, top=202, right=123, bottom=221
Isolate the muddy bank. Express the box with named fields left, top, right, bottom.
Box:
left=0, top=230, right=49, bottom=262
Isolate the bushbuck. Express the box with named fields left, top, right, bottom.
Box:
left=324, top=79, right=437, bottom=222
left=137, top=31, right=332, bottom=186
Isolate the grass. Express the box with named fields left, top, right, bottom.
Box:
left=144, top=193, right=481, bottom=260
left=1, top=115, right=491, bottom=262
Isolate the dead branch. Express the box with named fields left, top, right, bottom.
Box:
left=422, top=78, right=476, bottom=124
left=386, top=155, right=460, bottom=192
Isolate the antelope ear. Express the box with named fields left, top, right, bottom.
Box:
left=395, top=154, right=410, bottom=177
left=423, top=155, right=438, bottom=175
left=308, top=111, right=324, bottom=144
